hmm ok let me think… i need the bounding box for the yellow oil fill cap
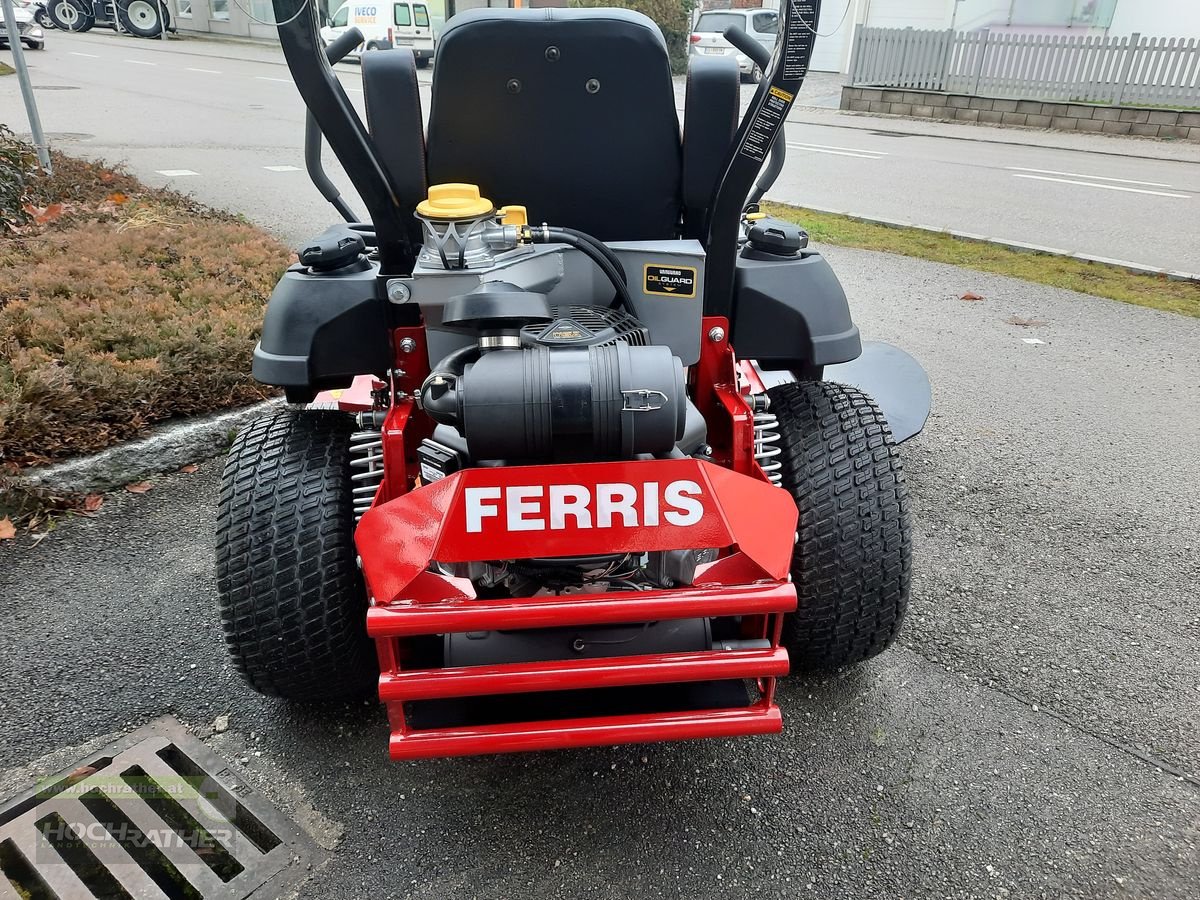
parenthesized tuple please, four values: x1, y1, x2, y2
(416, 183, 494, 219)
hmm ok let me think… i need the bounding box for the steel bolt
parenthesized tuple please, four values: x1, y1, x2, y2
(356, 556, 363, 569)
(585, 78, 601, 94)
(708, 326, 726, 343)
(386, 280, 411, 303)
(399, 337, 417, 354)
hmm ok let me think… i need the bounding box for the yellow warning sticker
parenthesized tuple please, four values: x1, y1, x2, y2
(769, 86, 795, 103)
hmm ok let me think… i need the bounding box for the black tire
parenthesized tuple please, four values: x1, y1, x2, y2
(215, 409, 376, 700)
(46, 0, 89, 31)
(769, 381, 911, 671)
(35, 8, 55, 29)
(117, 0, 167, 38)
(364, 40, 387, 51)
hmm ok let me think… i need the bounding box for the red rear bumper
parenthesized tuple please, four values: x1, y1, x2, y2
(355, 458, 798, 759)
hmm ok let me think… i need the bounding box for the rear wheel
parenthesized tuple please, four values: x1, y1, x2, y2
(364, 39, 387, 51)
(47, 0, 89, 31)
(215, 409, 376, 700)
(117, 0, 168, 38)
(769, 381, 911, 671)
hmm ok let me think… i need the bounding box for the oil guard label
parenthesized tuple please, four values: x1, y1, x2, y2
(644, 264, 698, 298)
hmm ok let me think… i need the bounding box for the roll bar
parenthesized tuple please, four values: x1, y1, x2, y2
(271, 0, 416, 276)
(304, 26, 365, 224)
(723, 25, 787, 208)
(704, 0, 822, 318)
(271, 0, 817, 302)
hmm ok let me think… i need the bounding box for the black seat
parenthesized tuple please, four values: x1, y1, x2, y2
(427, 8, 680, 241)
(363, 8, 740, 245)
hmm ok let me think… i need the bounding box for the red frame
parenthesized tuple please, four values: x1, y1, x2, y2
(350, 318, 797, 759)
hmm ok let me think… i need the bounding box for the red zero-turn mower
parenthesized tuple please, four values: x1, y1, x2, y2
(216, 0, 932, 759)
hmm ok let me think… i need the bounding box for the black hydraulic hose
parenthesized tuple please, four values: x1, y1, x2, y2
(533, 227, 635, 312)
(724, 25, 786, 208)
(553, 227, 628, 285)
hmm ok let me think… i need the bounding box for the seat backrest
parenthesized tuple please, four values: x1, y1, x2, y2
(426, 8, 683, 242)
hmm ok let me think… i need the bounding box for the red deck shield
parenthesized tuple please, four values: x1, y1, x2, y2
(356, 458, 798, 758)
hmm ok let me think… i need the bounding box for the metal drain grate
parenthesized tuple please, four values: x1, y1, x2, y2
(0, 718, 319, 900)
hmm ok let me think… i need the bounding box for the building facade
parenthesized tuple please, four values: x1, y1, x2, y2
(802, 0, 1200, 73)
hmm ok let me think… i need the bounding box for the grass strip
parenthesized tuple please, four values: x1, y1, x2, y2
(764, 201, 1199, 319)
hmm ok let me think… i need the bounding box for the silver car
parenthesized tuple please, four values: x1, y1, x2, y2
(0, 5, 44, 51)
(688, 8, 778, 83)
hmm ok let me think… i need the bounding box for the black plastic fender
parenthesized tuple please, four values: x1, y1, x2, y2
(252, 263, 391, 398)
(731, 249, 862, 369)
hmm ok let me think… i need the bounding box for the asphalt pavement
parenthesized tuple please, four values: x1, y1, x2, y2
(3, 26, 1200, 900)
(2, 29, 1199, 272)
(2, 244, 1198, 897)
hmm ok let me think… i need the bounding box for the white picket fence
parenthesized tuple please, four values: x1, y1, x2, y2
(849, 26, 1200, 108)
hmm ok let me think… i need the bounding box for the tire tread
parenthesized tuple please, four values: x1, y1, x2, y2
(769, 381, 912, 671)
(214, 409, 375, 700)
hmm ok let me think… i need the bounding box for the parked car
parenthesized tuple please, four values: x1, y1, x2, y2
(1, 5, 45, 50)
(689, 8, 778, 83)
(321, 1, 435, 67)
(27, 0, 55, 30)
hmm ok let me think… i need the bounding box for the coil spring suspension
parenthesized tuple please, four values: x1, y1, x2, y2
(348, 412, 385, 522)
(751, 394, 783, 486)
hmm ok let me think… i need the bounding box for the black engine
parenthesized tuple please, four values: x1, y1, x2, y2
(419, 283, 685, 462)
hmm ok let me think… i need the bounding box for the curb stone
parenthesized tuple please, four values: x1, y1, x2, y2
(14, 399, 284, 495)
(788, 203, 1200, 284)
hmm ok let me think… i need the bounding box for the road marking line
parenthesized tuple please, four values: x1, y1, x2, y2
(263, 165, 302, 172)
(256, 76, 294, 83)
(125, 60, 156, 66)
(1022, 338, 1046, 345)
(1011, 173, 1188, 199)
(787, 144, 884, 160)
(156, 169, 199, 177)
(1007, 166, 1172, 188)
(789, 141, 888, 156)
(186, 67, 222, 74)
(70, 52, 100, 58)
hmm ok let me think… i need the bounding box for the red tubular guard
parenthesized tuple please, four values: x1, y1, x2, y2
(356, 456, 798, 759)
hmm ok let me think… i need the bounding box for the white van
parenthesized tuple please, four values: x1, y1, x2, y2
(321, 2, 436, 67)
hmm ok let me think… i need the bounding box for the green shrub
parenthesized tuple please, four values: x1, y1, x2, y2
(0, 124, 37, 232)
(0, 139, 291, 469)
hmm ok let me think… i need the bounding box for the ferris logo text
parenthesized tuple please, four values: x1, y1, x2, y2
(463, 481, 705, 533)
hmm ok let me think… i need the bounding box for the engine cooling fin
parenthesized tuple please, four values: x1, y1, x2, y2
(521, 305, 651, 348)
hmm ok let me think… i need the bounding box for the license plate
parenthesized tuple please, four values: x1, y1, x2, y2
(395, 38, 414, 46)
(703, 47, 724, 55)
